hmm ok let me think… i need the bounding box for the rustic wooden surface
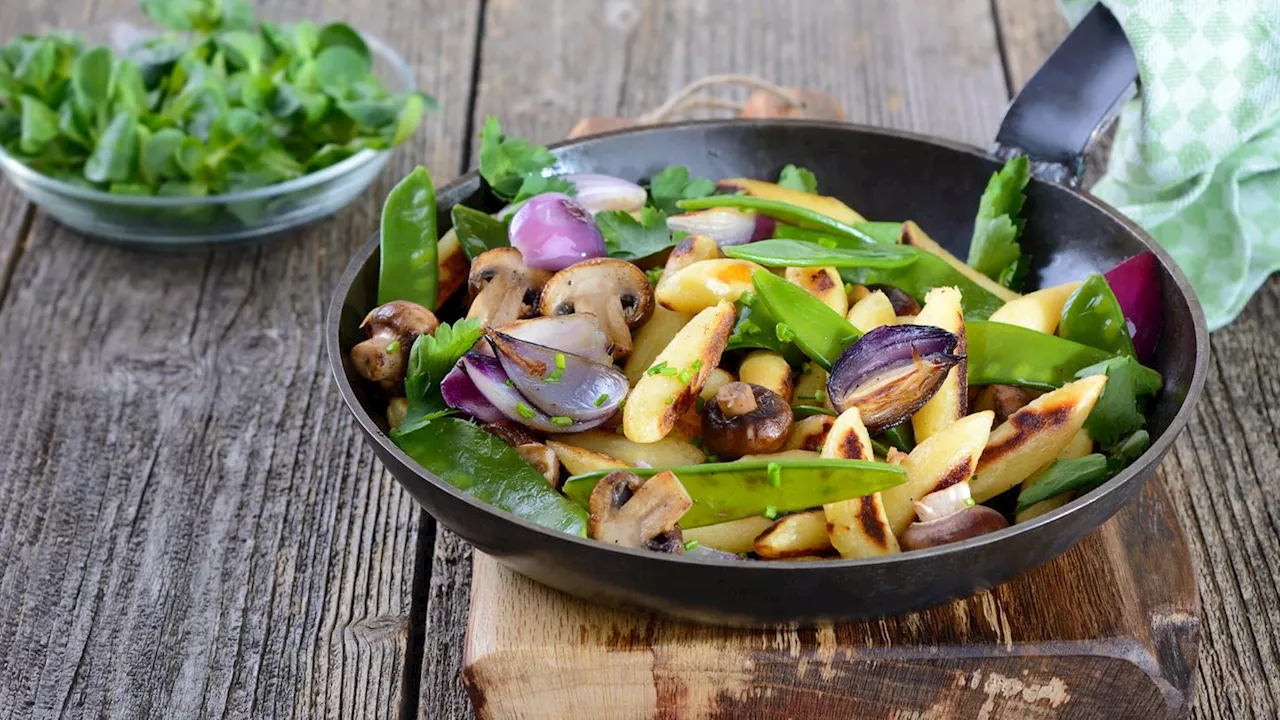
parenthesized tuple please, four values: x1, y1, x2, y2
(1, 0, 1277, 718)
(464, 478, 1196, 720)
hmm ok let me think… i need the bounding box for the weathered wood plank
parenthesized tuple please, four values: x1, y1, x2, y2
(0, 1, 481, 718)
(994, 2, 1280, 718)
(421, 1, 1010, 717)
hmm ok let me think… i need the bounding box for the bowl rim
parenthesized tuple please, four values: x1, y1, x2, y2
(328, 117, 1210, 571)
(0, 28, 412, 208)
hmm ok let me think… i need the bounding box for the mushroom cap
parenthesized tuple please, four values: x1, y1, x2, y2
(539, 257, 654, 328)
(701, 382, 794, 460)
(587, 470, 692, 552)
(899, 505, 1009, 552)
(467, 247, 552, 299)
(360, 300, 440, 340)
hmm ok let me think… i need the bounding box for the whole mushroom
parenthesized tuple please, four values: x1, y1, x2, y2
(587, 470, 692, 553)
(467, 247, 552, 328)
(350, 300, 439, 387)
(540, 258, 654, 360)
(701, 382, 794, 460)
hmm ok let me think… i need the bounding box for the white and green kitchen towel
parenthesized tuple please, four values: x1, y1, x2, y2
(1061, 0, 1280, 329)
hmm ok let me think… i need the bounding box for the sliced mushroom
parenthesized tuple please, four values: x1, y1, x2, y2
(899, 505, 1009, 551)
(540, 258, 654, 360)
(587, 470, 692, 553)
(467, 248, 552, 328)
(350, 300, 440, 387)
(483, 420, 541, 448)
(515, 442, 560, 488)
(974, 385, 1044, 424)
(701, 382, 794, 460)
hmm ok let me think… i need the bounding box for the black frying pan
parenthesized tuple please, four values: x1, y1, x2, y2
(328, 6, 1208, 624)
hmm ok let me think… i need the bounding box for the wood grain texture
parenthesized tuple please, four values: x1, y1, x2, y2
(463, 479, 1196, 720)
(0, 1, 481, 718)
(993, 3, 1280, 717)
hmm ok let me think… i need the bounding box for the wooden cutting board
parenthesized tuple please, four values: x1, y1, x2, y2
(462, 476, 1198, 719)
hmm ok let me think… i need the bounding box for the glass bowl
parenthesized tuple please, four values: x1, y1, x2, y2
(0, 22, 414, 247)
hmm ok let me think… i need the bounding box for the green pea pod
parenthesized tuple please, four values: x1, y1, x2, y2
(1059, 273, 1137, 358)
(840, 252, 1006, 321)
(752, 269, 862, 370)
(394, 418, 588, 536)
(451, 204, 510, 261)
(792, 404, 837, 419)
(725, 293, 805, 365)
(378, 166, 438, 308)
(723, 238, 915, 269)
(677, 195, 886, 244)
(968, 321, 1161, 391)
(562, 459, 906, 529)
(1015, 454, 1108, 513)
(772, 221, 902, 246)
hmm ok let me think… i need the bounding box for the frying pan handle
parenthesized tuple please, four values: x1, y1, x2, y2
(992, 3, 1137, 186)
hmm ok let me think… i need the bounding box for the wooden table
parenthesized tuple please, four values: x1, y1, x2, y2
(1, 1, 1277, 718)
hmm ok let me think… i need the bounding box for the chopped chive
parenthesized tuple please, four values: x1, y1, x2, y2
(814, 389, 827, 403)
(767, 462, 782, 488)
(515, 402, 535, 419)
(659, 366, 678, 376)
(763, 505, 778, 520)
(551, 416, 573, 426)
(647, 361, 668, 376)
(594, 393, 610, 407)
(544, 353, 567, 382)
(739, 291, 757, 306)
(844, 283, 855, 296)
(678, 368, 693, 384)
(385, 339, 401, 354)
(964, 497, 976, 507)
(691, 359, 703, 371)
(505, 378, 514, 387)
(683, 540, 699, 551)
(775, 323, 796, 343)
(646, 267, 664, 286)
(663, 395, 675, 405)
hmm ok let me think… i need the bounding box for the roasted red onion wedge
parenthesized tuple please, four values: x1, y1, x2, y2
(1104, 251, 1162, 364)
(826, 324, 963, 433)
(440, 364, 503, 423)
(487, 330, 628, 422)
(563, 173, 647, 214)
(509, 193, 607, 271)
(459, 353, 613, 433)
(498, 314, 614, 365)
(666, 208, 775, 246)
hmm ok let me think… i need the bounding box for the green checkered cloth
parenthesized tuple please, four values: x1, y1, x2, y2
(1062, 0, 1280, 330)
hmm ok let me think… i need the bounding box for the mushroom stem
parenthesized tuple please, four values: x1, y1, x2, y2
(594, 299, 633, 359)
(716, 382, 759, 417)
(467, 275, 524, 328)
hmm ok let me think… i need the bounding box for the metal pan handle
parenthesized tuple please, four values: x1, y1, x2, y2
(992, 4, 1137, 186)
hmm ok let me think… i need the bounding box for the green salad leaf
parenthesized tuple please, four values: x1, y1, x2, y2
(395, 318, 485, 436)
(967, 155, 1030, 290)
(648, 164, 716, 215)
(478, 116, 556, 201)
(1075, 355, 1161, 449)
(451, 204, 509, 261)
(1016, 454, 1108, 513)
(777, 163, 817, 193)
(598, 206, 677, 261)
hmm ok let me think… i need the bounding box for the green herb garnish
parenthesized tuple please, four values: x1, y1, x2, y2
(598, 206, 677, 261)
(516, 402, 536, 420)
(550, 416, 573, 427)
(767, 462, 782, 488)
(967, 155, 1030, 290)
(777, 164, 818, 193)
(594, 393, 610, 407)
(648, 164, 717, 215)
(544, 352, 566, 382)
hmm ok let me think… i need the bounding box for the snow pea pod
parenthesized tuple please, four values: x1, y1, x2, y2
(1015, 454, 1108, 513)
(562, 459, 906, 528)
(725, 292, 806, 365)
(394, 417, 589, 535)
(840, 251, 1006, 321)
(1059, 273, 1137, 358)
(772, 221, 903, 246)
(678, 195, 887, 244)
(723, 238, 916, 269)
(752, 269, 862, 370)
(378, 166, 438, 308)
(967, 321, 1160, 390)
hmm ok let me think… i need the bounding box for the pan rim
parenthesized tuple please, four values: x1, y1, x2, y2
(327, 117, 1210, 571)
